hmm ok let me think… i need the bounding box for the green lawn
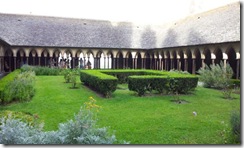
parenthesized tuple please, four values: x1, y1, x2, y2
(0, 76, 240, 144)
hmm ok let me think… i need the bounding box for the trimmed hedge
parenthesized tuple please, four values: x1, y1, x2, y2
(128, 74, 198, 96)
(102, 69, 167, 83)
(80, 70, 118, 98)
(80, 70, 198, 97)
(0, 69, 21, 100)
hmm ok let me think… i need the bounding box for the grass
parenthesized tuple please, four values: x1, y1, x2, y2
(0, 76, 240, 144)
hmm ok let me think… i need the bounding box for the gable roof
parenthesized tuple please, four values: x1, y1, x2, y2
(0, 2, 240, 49)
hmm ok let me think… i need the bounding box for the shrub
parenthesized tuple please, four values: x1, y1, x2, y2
(230, 111, 240, 143)
(0, 69, 21, 102)
(198, 62, 233, 89)
(80, 70, 118, 98)
(63, 69, 72, 83)
(70, 69, 79, 88)
(2, 71, 35, 104)
(128, 75, 198, 96)
(0, 110, 42, 127)
(21, 65, 61, 75)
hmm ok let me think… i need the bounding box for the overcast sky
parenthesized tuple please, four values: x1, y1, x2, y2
(0, 0, 240, 25)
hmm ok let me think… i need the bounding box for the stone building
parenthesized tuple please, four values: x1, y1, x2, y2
(0, 2, 240, 78)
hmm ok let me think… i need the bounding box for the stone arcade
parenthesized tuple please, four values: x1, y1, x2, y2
(0, 2, 240, 78)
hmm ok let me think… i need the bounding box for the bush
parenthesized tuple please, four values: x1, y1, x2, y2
(0, 69, 21, 101)
(102, 69, 165, 84)
(0, 106, 127, 144)
(80, 70, 118, 98)
(198, 62, 233, 89)
(21, 65, 61, 75)
(128, 75, 198, 96)
(63, 69, 72, 83)
(2, 71, 36, 104)
(230, 111, 240, 143)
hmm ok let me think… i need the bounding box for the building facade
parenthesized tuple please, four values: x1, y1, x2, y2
(0, 2, 240, 78)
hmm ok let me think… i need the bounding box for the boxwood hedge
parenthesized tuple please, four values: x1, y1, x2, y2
(128, 75, 198, 96)
(80, 70, 198, 98)
(80, 70, 118, 98)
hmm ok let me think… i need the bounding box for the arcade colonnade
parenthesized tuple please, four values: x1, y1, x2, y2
(0, 41, 240, 79)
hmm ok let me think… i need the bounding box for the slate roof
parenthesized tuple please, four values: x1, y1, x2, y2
(0, 2, 240, 49)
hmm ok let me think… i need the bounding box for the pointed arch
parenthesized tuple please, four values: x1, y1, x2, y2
(116, 51, 124, 69)
(29, 48, 38, 66)
(226, 47, 237, 78)
(144, 51, 151, 69)
(213, 48, 223, 65)
(125, 51, 133, 69)
(4, 48, 13, 72)
(193, 48, 201, 73)
(135, 52, 142, 69)
(203, 48, 211, 67)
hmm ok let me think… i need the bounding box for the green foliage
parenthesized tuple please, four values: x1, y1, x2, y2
(70, 69, 79, 88)
(2, 71, 36, 104)
(230, 111, 240, 143)
(21, 65, 62, 75)
(128, 75, 198, 96)
(0, 106, 126, 144)
(198, 62, 233, 89)
(230, 79, 240, 88)
(0, 69, 21, 101)
(0, 110, 42, 127)
(80, 70, 118, 98)
(63, 69, 72, 83)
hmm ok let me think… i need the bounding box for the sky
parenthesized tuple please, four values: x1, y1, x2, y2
(0, 0, 240, 25)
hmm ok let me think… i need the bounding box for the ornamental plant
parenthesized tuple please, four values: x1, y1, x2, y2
(2, 71, 35, 104)
(198, 62, 233, 89)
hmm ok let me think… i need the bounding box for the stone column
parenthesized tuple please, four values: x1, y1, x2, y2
(201, 59, 205, 69)
(141, 58, 144, 69)
(112, 58, 116, 69)
(123, 58, 126, 69)
(164, 59, 167, 71)
(177, 59, 180, 71)
(72, 57, 75, 69)
(170, 59, 174, 70)
(192, 58, 196, 74)
(236, 59, 240, 79)
(103, 56, 106, 69)
(108, 57, 110, 69)
(184, 59, 188, 72)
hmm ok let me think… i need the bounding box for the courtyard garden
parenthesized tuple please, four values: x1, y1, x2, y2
(0, 65, 240, 144)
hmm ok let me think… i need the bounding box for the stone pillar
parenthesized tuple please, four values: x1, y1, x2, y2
(14, 57, 17, 70)
(108, 57, 110, 69)
(158, 58, 161, 70)
(170, 59, 174, 70)
(177, 59, 180, 71)
(184, 59, 188, 72)
(192, 58, 196, 74)
(236, 59, 240, 79)
(164, 59, 167, 71)
(103, 56, 106, 69)
(93, 58, 97, 69)
(141, 58, 144, 69)
(132, 58, 135, 69)
(201, 59, 205, 69)
(72, 57, 75, 69)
